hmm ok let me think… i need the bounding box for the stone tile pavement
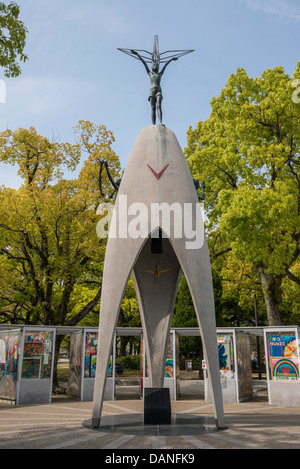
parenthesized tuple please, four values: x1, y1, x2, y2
(1, 396, 300, 450)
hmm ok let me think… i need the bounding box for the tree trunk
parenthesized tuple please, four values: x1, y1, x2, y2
(52, 335, 66, 394)
(120, 336, 130, 356)
(258, 266, 283, 326)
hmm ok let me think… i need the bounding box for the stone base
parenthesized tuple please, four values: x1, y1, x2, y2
(144, 387, 171, 425)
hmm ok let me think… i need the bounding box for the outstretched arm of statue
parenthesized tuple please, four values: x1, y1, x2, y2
(130, 50, 151, 74)
(160, 57, 178, 76)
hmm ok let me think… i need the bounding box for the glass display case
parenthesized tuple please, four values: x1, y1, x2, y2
(67, 331, 83, 399)
(266, 331, 299, 381)
(21, 330, 53, 379)
(67, 328, 115, 401)
(264, 327, 300, 406)
(0, 328, 21, 403)
(205, 329, 253, 403)
(17, 327, 55, 405)
(218, 333, 235, 380)
(84, 331, 113, 379)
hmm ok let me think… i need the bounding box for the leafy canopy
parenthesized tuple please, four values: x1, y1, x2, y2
(0, 121, 121, 327)
(186, 63, 300, 325)
(0, 2, 28, 77)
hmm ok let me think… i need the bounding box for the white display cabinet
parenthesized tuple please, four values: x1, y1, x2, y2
(17, 327, 56, 405)
(67, 328, 115, 401)
(0, 327, 22, 404)
(264, 326, 300, 406)
(205, 328, 253, 403)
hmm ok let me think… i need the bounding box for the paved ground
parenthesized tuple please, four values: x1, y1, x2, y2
(1, 393, 300, 450)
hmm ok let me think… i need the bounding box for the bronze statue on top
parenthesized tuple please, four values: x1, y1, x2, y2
(118, 36, 194, 125)
(130, 50, 177, 125)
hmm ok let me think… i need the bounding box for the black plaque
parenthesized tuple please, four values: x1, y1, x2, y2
(144, 387, 171, 424)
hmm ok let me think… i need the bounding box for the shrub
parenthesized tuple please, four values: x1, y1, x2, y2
(116, 354, 140, 370)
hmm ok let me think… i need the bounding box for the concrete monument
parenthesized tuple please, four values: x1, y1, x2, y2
(91, 37, 225, 429)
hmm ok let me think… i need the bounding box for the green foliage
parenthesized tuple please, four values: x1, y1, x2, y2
(118, 278, 141, 328)
(0, 2, 28, 77)
(172, 275, 198, 328)
(0, 121, 120, 328)
(186, 63, 300, 325)
(116, 354, 140, 370)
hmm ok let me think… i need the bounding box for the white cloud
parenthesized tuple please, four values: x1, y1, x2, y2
(241, 0, 300, 22)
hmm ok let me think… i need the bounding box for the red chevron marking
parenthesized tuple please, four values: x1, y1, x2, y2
(147, 164, 169, 180)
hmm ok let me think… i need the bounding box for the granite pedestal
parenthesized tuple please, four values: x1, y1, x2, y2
(144, 387, 171, 425)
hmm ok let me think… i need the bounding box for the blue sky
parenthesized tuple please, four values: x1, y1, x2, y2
(0, 0, 299, 187)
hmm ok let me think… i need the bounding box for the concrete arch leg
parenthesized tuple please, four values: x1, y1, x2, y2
(91, 236, 146, 427)
(170, 236, 225, 428)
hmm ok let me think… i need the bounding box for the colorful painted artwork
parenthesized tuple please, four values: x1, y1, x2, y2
(6, 335, 19, 374)
(0, 332, 20, 401)
(267, 334, 299, 381)
(164, 338, 174, 378)
(22, 331, 53, 379)
(284, 339, 297, 357)
(218, 342, 231, 369)
(107, 357, 113, 378)
(271, 358, 299, 380)
(23, 342, 43, 357)
(0, 334, 19, 374)
(85, 332, 98, 378)
(84, 332, 112, 378)
(41, 353, 51, 378)
(142, 334, 174, 379)
(268, 335, 297, 358)
(22, 358, 41, 379)
(90, 354, 97, 378)
(218, 334, 234, 378)
(0, 372, 15, 399)
(220, 369, 234, 379)
(165, 359, 174, 378)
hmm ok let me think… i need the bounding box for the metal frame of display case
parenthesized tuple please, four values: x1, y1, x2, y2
(16, 326, 56, 405)
(65, 327, 116, 402)
(80, 328, 116, 401)
(0, 326, 22, 404)
(204, 328, 253, 404)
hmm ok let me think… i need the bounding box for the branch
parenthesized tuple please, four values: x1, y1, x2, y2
(67, 285, 102, 326)
(212, 247, 232, 258)
(287, 241, 300, 269)
(213, 163, 237, 189)
(0, 223, 23, 233)
(286, 269, 300, 285)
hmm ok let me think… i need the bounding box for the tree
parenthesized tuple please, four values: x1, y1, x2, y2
(186, 64, 300, 326)
(0, 121, 121, 390)
(0, 2, 28, 77)
(216, 253, 267, 327)
(116, 277, 141, 357)
(172, 275, 198, 328)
